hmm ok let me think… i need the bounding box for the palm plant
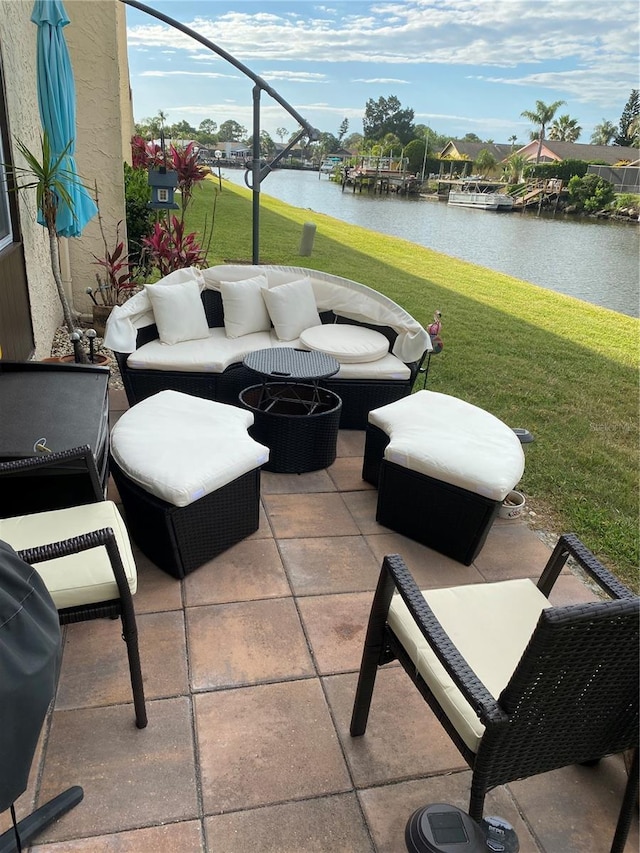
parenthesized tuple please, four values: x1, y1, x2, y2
(11, 132, 77, 336)
(548, 114, 582, 142)
(590, 119, 617, 146)
(521, 99, 566, 163)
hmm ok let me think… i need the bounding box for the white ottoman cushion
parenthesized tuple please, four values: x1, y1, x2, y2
(369, 390, 524, 501)
(299, 324, 389, 363)
(0, 501, 137, 609)
(110, 390, 269, 507)
(388, 578, 550, 752)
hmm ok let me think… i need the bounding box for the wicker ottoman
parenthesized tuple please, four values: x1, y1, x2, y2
(110, 390, 269, 578)
(363, 391, 525, 565)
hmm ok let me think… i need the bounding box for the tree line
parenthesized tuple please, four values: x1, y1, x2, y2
(134, 90, 640, 161)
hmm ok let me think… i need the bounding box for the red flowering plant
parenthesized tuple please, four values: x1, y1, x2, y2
(131, 135, 164, 170)
(86, 185, 139, 307)
(132, 136, 212, 275)
(142, 216, 208, 278)
(169, 141, 207, 217)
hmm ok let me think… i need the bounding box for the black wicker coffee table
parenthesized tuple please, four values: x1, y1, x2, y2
(240, 348, 342, 473)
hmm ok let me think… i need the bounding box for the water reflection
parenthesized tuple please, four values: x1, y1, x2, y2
(220, 167, 639, 318)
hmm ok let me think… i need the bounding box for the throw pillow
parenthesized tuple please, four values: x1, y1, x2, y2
(220, 274, 270, 338)
(145, 279, 210, 346)
(262, 277, 321, 341)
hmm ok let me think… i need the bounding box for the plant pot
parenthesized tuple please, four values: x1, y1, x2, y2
(92, 305, 113, 337)
(41, 353, 110, 367)
(499, 490, 525, 520)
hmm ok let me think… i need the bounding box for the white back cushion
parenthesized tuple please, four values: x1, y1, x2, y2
(146, 278, 210, 345)
(262, 277, 321, 341)
(220, 274, 270, 338)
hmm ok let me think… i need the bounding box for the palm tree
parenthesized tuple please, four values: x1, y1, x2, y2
(548, 114, 582, 142)
(521, 99, 566, 162)
(590, 120, 617, 146)
(12, 133, 78, 337)
(474, 148, 497, 178)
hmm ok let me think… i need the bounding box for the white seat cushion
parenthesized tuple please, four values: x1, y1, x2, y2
(369, 390, 525, 501)
(299, 324, 389, 363)
(335, 353, 411, 380)
(0, 501, 136, 610)
(127, 328, 273, 373)
(110, 390, 269, 507)
(388, 578, 551, 752)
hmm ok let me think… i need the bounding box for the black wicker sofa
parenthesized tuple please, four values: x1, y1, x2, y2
(104, 264, 431, 429)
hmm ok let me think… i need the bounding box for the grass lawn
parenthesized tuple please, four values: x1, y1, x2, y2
(186, 174, 639, 589)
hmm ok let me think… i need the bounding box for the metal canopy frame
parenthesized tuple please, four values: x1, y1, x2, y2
(120, 0, 319, 263)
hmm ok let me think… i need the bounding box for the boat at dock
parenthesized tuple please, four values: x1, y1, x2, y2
(447, 181, 514, 211)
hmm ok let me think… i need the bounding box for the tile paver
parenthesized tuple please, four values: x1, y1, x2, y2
(3, 394, 636, 853)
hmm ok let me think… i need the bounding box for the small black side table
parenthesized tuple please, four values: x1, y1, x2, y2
(0, 361, 110, 515)
(241, 348, 342, 473)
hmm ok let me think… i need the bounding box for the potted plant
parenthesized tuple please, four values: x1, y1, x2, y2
(11, 133, 81, 347)
(86, 195, 139, 335)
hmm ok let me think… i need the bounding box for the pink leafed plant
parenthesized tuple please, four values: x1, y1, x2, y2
(142, 215, 208, 277)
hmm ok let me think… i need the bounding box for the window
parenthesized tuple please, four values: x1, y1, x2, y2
(0, 131, 12, 252)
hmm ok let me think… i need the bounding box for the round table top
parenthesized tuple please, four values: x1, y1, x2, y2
(243, 348, 339, 381)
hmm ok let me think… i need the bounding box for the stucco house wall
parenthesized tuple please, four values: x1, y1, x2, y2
(0, 0, 130, 358)
(0, 0, 59, 357)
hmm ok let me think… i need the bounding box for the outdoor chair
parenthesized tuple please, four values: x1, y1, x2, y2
(350, 534, 639, 853)
(0, 447, 147, 729)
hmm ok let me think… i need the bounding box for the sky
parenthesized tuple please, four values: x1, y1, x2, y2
(123, 0, 640, 146)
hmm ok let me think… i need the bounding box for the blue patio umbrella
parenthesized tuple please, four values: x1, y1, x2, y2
(31, 0, 97, 237)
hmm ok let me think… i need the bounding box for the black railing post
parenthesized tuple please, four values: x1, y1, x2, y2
(252, 86, 261, 264)
(119, 0, 319, 265)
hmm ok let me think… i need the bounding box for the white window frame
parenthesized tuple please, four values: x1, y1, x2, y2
(0, 131, 13, 252)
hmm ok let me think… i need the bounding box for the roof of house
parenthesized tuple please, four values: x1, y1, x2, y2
(516, 140, 639, 165)
(439, 141, 514, 161)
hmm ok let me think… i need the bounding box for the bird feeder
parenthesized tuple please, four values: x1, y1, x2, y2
(147, 129, 179, 210)
(147, 166, 179, 210)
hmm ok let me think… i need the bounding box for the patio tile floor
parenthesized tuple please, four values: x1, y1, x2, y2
(1, 387, 636, 852)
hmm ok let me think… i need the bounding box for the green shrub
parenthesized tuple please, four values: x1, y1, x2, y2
(527, 159, 590, 182)
(124, 162, 153, 272)
(615, 193, 640, 209)
(567, 174, 616, 212)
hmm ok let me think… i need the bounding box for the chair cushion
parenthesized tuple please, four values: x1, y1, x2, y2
(262, 277, 321, 341)
(299, 324, 389, 363)
(110, 390, 269, 507)
(335, 352, 411, 380)
(127, 329, 273, 373)
(145, 278, 210, 345)
(368, 390, 525, 501)
(220, 274, 271, 338)
(0, 501, 136, 610)
(388, 578, 551, 753)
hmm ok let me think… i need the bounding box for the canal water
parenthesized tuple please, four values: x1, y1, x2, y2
(219, 167, 639, 318)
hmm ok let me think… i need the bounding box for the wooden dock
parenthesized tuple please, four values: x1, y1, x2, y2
(341, 156, 421, 196)
(512, 179, 565, 212)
